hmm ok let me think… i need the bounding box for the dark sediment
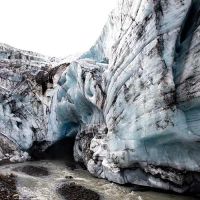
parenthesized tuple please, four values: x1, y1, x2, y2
(13, 165, 49, 177)
(57, 182, 100, 200)
(0, 174, 19, 200)
(0, 159, 12, 166)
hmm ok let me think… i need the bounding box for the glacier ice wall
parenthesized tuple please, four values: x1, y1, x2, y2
(0, 43, 69, 161)
(48, 0, 200, 193)
(0, 44, 50, 149)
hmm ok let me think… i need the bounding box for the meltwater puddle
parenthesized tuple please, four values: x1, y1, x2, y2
(0, 160, 199, 200)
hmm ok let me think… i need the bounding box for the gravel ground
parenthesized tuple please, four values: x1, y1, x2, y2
(57, 182, 100, 200)
(0, 173, 19, 200)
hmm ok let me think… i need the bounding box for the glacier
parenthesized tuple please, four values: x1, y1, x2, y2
(0, 43, 71, 161)
(1, 0, 200, 193)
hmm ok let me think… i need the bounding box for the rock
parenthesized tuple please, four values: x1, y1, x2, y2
(0, 134, 24, 164)
(65, 175, 73, 179)
(9, 152, 30, 163)
(12, 194, 19, 199)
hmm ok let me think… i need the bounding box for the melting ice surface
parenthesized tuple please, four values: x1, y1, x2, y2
(0, 160, 199, 200)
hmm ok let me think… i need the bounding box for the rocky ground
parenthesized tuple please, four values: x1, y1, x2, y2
(57, 182, 100, 200)
(0, 163, 100, 200)
(0, 174, 19, 200)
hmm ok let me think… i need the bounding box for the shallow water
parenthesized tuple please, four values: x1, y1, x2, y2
(0, 160, 199, 200)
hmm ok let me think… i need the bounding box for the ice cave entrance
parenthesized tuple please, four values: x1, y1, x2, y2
(28, 136, 76, 161)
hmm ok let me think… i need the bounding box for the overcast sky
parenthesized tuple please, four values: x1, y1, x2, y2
(0, 0, 117, 57)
